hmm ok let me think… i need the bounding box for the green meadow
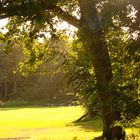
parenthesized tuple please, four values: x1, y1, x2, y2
(0, 106, 139, 140)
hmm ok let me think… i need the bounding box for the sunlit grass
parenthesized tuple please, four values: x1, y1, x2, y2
(0, 106, 101, 140)
(0, 106, 139, 140)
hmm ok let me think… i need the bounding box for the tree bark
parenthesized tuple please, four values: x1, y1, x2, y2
(78, 0, 125, 139)
(14, 80, 17, 94)
(4, 71, 8, 100)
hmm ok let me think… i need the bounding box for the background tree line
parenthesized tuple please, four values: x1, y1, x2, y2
(0, 33, 75, 105)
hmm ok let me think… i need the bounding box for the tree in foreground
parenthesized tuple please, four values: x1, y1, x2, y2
(62, 28, 140, 127)
(0, 0, 140, 139)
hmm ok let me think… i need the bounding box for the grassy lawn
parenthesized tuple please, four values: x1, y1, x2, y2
(0, 106, 139, 140)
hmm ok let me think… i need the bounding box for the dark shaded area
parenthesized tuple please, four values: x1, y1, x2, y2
(72, 117, 102, 132)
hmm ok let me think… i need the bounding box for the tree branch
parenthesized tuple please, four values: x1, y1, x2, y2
(50, 6, 80, 28)
(0, 2, 80, 28)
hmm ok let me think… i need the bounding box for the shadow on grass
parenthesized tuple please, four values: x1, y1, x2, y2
(73, 117, 140, 131)
(0, 105, 45, 111)
(71, 116, 102, 132)
(0, 107, 25, 111)
(0, 137, 30, 140)
(0, 105, 77, 111)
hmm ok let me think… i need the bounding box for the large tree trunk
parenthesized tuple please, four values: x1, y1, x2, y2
(78, 0, 125, 139)
(83, 28, 125, 140)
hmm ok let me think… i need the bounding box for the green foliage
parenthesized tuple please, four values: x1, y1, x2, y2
(59, 38, 99, 116)
(61, 27, 140, 125)
(0, 31, 74, 104)
(106, 27, 140, 125)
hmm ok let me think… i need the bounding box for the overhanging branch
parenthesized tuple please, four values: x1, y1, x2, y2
(50, 6, 80, 28)
(0, 2, 80, 28)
